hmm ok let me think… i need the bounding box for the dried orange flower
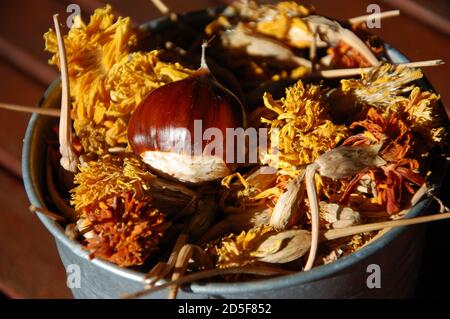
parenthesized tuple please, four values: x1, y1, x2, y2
(341, 107, 426, 214)
(341, 158, 424, 214)
(44, 5, 194, 154)
(261, 81, 348, 172)
(83, 192, 165, 267)
(346, 107, 413, 162)
(328, 40, 372, 68)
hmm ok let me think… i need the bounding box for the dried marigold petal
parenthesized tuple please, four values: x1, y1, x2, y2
(340, 159, 424, 215)
(398, 87, 446, 149)
(328, 41, 372, 68)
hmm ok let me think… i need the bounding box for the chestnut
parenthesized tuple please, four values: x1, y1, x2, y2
(128, 45, 246, 184)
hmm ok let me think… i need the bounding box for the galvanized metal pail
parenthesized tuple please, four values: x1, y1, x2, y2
(22, 9, 447, 299)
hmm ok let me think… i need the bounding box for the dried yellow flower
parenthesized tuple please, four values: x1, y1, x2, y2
(44, 5, 194, 154)
(254, 3, 311, 48)
(207, 1, 312, 48)
(71, 154, 155, 212)
(399, 87, 446, 147)
(261, 81, 347, 171)
(341, 63, 423, 109)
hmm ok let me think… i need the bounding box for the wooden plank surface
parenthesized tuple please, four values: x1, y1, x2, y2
(0, 169, 71, 298)
(0, 0, 448, 298)
(106, 0, 225, 24)
(0, 61, 42, 177)
(0, 0, 65, 86)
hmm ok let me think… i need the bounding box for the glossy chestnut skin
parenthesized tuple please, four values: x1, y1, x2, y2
(128, 71, 246, 183)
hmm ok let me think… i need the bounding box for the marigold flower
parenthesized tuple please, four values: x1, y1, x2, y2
(341, 63, 423, 109)
(44, 5, 194, 154)
(83, 192, 165, 267)
(261, 81, 348, 171)
(71, 154, 154, 212)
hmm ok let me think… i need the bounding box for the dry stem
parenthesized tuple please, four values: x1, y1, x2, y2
(169, 244, 194, 299)
(29, 205, 66, 222)
(304, 163, 320, 271)
(53, 14, 79, 172)
(322, 211, 450, 241)
(150, 0, 177, 21)
(349, 10, 401, 25)
(0, 103, 60, 117)
(316, 59, 444, 78)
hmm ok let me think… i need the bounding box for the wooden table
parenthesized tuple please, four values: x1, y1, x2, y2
(0, 0, 448, 298)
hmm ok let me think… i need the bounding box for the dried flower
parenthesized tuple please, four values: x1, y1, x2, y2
(327, 40, 373, 68)
(345, 108, 413, 162)
(83, 192, 165, 267)
(44, 5, 194, 154)
(341, 63, 423, 109)
(341, 158, 424, 214)
(71, 154, 154, 211)
(261, 81, 348, 171)
(339, 106, 426, 214)
(399, 87, 446, 148)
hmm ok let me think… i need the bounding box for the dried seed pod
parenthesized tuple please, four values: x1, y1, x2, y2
(221, 26, 312, 68)
(303, 15, 379, 66)
(226, 207, 272, 232)
(315, 144, 386, 180)
(146, 177, 197, 217)
(270, 172, 306, 230)
(216, 226, 311, 267)
(319, 202, 362, 229)
(252, 229, 312, 264)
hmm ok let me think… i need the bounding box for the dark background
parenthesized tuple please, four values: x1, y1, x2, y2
(0, 0, 448, 298)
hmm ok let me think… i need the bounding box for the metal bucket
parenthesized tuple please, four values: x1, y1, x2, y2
(22, 10, 447, 299)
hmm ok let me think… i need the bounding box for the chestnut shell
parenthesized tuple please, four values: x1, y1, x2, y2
(128, 72, 245, 161)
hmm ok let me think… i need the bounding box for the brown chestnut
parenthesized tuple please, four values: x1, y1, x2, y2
(128, 45, 246, 184)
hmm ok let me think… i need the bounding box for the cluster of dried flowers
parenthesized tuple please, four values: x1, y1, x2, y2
(42, 1, 446, 286)
(44, 5, 194, 154)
